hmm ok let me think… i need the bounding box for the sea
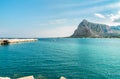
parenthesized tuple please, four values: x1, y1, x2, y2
(0, 38, 120, 79)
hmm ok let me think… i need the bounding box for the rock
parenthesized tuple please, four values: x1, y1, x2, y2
(34, 74, 46, 79)
(0, 77, 11, 79)
(17, 76, 34, 79)
(111, 25, 120, 31)
(0, 39, 38, 45)
(0, 40, 9, 45)
(71, 19, 113, 38)
(60, 76, 66, 79)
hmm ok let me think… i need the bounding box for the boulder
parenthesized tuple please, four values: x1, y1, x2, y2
(17, 76, 34, 79)
(0, 77, 11, 79)
(60, 76, 66, 79)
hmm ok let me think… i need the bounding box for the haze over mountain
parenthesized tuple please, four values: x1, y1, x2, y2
(71, 19, 120, 38)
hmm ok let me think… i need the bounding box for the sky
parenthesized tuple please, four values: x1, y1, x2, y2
(0, 0, 120, 38)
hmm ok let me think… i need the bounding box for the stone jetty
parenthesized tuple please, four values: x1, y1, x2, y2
(0, 39, 38, 45)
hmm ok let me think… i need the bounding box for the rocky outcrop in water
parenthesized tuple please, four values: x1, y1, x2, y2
(71, 19, 120, 38)
(0, 40, 9, 45)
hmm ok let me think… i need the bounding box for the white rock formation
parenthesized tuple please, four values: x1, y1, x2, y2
(60, 76, 66, 79)
(17, 76, 34, 79)
(0, 77, 11, 79)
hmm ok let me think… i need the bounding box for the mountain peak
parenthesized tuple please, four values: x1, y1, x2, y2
(82, 19, 88, 23)
(71, 20, 112, 38)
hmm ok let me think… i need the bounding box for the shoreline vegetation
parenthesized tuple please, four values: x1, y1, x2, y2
(0, 39, 38, 45)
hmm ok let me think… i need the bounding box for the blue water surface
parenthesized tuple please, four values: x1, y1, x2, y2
(0, 38, 120, 79)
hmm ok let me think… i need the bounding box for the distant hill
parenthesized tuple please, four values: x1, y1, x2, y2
(71, 19, 120, 38)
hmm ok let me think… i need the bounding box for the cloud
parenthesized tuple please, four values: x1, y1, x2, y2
(94, 13, 105, 19)
(114, 18, 120, 22)
(109, 11, 120, 23)
(58, 1, 120, 17)
(49, 19, 67, 25)
(106, 2, 120, 9)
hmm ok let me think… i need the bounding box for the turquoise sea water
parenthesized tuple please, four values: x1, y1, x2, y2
(0, 38, 120, 79)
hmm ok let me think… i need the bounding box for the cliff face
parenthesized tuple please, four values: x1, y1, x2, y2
(71, 19, 113, 38)
(111, 26, 120, 31)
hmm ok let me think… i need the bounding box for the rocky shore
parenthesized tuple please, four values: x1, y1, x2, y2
(0, 76, 66, 79)
(0, 39, 38, 45)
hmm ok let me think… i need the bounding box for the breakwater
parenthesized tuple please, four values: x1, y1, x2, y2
(0, 39, 38, 45)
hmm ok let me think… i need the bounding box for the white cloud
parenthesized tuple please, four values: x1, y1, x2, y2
(58, 2, 120, 17)
(109, 11, 120, 23)
(106, 2, 120, 9)
(49, 19, 67, 25)
(94, 13, 105, 19)
(94, 11, 120, 26)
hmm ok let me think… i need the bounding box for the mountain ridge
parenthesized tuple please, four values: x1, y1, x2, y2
(71, 19, 120, 38)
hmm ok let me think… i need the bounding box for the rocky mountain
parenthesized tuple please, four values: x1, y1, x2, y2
(111, 26, 120, 31)
(71, 19, 120, 38)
